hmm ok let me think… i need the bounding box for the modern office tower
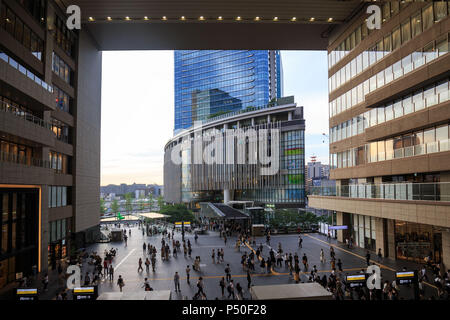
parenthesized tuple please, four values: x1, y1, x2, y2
(309, 2, 450, 268)
(174, 50, 283, 132)
(0, 0, 101, 288)
(164, 96, 305, 209)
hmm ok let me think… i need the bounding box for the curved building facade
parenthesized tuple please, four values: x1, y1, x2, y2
(164, 97, 305, 209)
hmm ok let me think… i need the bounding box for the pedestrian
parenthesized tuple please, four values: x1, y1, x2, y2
(298, 235, 303, 248)
(260, 258, 266, 273)
(186, 265, 191, 284)
(225, 264, 231, 282)
(117, 275, 125, 292)
(42, 273, 49, 291)
(247, 270, 252, 289)
(138, 258, 143, 272)
(377, 248, 382, 262)
(302, 253, 308, 271)
(227, 280, 235, 299)
(84, 272, 90, 285)
(174, 272, 181, 292)
(337, 259, 343, 272)
(236, 282, 243, 300)
(196, 277, 206, 299)
(320, 249, 326, 263)
(188, 246, 192, 258)
(143, 242, 147, 253)
(366, 251, 371, 266)
(219, 277, 226, 297)
(109, 265, 114, 281)
(212, 249, 215, 264)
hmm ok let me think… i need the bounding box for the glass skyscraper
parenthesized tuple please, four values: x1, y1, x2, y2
(174, 50, 283, 132)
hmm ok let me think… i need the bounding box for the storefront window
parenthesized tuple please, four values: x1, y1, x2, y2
(395, 221, 438, 263)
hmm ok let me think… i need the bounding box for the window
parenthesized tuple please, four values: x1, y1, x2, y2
(385, 65, 393, 84)
(401, 19, 411, 44)
(385, 139, 393, 160)
(393, 100, 403, 119)
(434, 1, 448, 22)
(412, 50, 424, 69)
(376, 40, 384, 61)
(436, 125, 449, 152)
(378, 140, 385, 161)
(370, 75, 377, 92)
(385, 103, 394, 121)
(424, 85, 436, 107)
(424, 128, 437, 153)
(377, 106, 385, 124)
(413, 90, 424, 111)
(393, 61, 403, 80)
(392, 27, 401, 50)
(370, 108, 377, 127)
(377, 70, 385, 88)
(393, 136, 403, 158)
(436, 79, 449, 103)
(384, 34, 392, 55)
(411, 13, 422, 38)
(355, 26, 361, 46)
(403, 94, 413, 115)
(382, 2, 391, 21)
(403, 134, 414, 157)
(436, 36, 449, 56)
(414, 131, 424, 155)
(423, 42, 436, 64)
(402, 54, 412, 74)
(422, 4, 434, 31)
(369, 46, 376, 65)
(370, 142, 377, 163)
(391, 2, 399, 16)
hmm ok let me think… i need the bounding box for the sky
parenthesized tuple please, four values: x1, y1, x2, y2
(101, 50, 329, 186)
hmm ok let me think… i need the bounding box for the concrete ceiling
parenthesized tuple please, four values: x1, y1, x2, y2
(58, 0, 366, 50)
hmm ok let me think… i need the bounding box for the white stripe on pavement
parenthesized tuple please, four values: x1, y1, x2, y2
(114, 249, 137, 271)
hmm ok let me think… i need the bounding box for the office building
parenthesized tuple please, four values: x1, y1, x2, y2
(0, 0, 101, 288)
(164, 96, 305, 209)
(174, 50, 283, 132)
(309, 1, 450, 268)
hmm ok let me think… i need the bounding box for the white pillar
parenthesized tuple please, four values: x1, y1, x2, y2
(267, 114, 271, 123)
(251, 118, 255, 126)
(224, 189, 230, 204)
(288, 112, 292, 121)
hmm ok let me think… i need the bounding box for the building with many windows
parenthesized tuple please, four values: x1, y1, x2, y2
(164, 97, 305, 209)
(0, 0, 101, 288)
(174, 50, 283, 132)
(309, 1, 450, 268)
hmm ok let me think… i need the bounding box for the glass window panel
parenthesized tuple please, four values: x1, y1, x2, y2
(412, 13, 422, 38)
(402, 54, 412, 74)
(401, 19, 411, 44)
(393, 61, 403, 79)
(357, 83, 363, 104)
(391, 1, 399, 15)
(436, 125, 449, 152)
(370, 142, 377, 163)
(436, 36, 449, 56)
(413, 90, 424, 111)
(414, 131, 425, 155)
(424, 85, 436, 107)
(362, 51, 369, 70)
(51, 186, 57, 208)
(385, 103, 394, 121)
(382, 2, 391, 21)
(424, 42, 437, 64)
(403, 134, 414, 157)
(57, 187, 62, 207)
(393, 136, 403, 158)
(384, 34, 392, 55)
(377, 70, 385, 88)
(393, 100, 403, 118)
(352, 117, 357, 136)
(369, 46, 376, 65)
(422, 4, 434, 31)
(385, 65, 393, 84)
(355, 26, 361, 46)
(412, 50, 424, 69)
(345, 63, 351, 82)
(363, 111, 370, 129)
(370, 75, 377, 92)
(434, 1, 448, 22)
(403, 94, 413, 114)
(424, 128, 438, 153)
(376, 40, 384, 60)
(378, 140, 385, 161)
(385, 139, 393, 160)
(370, 108, 377, 127)
(436, 80, 449, 103)
(377, 106, 385, 124)
(57, 220, 61, 240)
(351, 58, 356, 78)
(352, 87, 357, 106)
(356, 54, 362, 74)
(392, 27, 401, 50)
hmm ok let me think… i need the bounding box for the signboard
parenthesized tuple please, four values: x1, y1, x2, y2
(346, 274, 367, 288)
(17, 288, 38, 301)
(72, 286, 98, 300)
(396, 271, 417, 285)
(328, 225, 348, 230)
(175, 222, 191, 228)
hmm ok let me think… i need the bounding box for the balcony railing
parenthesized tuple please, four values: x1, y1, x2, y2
(0, 100, 52, 130)
(0, 151, 51, 169)
(309, 182, 450, 202)
(0, 52, 53, 93)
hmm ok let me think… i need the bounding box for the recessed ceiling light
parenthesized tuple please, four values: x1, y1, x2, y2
(162, 16, 167, 20)
(88, 17, 94, 21)
(236, 16, 242, 21)
(144, 16, 149, 20)
(310, 17, 315, 22)
(255, 16, 260, 21)
(328, 17, 333, 22)
(199, 16, 205, 20)
(180, 16, 186, 20)
(291, 17, 297, 21)
(273, 17, 278, 21)
(218, 16, 223, 20)
(125, 16, 131, 20)
(107, 16, 112, 21)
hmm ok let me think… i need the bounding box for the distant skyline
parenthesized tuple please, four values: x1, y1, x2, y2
(101, 50, 329, 185)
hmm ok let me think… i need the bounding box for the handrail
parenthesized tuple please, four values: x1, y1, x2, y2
(0, 100, 52, 130)
(0, 151, 51, 169)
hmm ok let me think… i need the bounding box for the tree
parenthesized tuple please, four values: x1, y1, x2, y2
(111, 199, 119, 215)
(100, 198, 106, 215)
(138, 194, 146, 212)
(160, 204, 196, 224)
(147, 193, 154, 211)
(124, 193, 133, 213)
(157, 195, 164, 212)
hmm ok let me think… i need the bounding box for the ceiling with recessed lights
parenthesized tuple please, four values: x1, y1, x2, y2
(58, 0, 366, 50)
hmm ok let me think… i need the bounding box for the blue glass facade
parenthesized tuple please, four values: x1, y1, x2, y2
(174, 50, 282, 131)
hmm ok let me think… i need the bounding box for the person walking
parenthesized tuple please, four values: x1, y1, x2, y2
(337, 259, 343, 272)
(366, 251, 371, 266)
(117, 275, 125, 292)
(196, 277, 206, 299)
(260, 258, 266, 273)
(236, 282, 243, 300)
(109, 265, 114, 281)
(377, 249, 382, 262)
(174, 272, 181, 292)
(298, 235, 303, 248)
(302, 253, 308, 271)
(212, 249, 215, 264)
(320, 249, 326, 263)
(186, 265, 191, 284)
(246, 270, 252, 289)
(227, 280, 235, 299)
(225, 264, 231, 282)
(219, 277, 226, 297)
(138, 258, 143, 272)
(145, 258, 150, 273)
(143, 242, 147, 253)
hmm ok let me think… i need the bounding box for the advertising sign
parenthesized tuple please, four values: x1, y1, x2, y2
(396, 271, 417, 285)
(346, 274, 367, 288)
(17, 288, 38, 301)
(72, 286, 97, 300)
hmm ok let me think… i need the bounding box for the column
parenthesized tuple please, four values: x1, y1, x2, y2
(288, 112, 292, 121)
(386, 219, 396, 259)
(251, 118, 255, 126)
(442, 230, 450, 271)
(224, 189, 230, 204)
(267, 114, 271, 123)
(336, 211, 350, 242)
(375, 217, 386, 257)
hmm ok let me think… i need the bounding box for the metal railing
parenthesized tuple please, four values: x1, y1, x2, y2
(0, 151, 51, 169)
(0, 100, 52, 130)
(0, 52, 53, 93)
(309, 182, 450, 202)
